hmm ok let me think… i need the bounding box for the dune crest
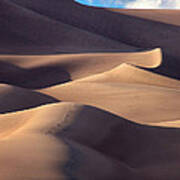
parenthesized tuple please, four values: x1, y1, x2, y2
(76, 62, 180, 89)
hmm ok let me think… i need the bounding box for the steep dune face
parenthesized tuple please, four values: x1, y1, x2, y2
(9, 0, 180, 55)
(0, 1, 180, 180)
(0, 0, 135, 54)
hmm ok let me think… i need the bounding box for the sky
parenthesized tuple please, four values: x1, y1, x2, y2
(75, 0, 180, 9)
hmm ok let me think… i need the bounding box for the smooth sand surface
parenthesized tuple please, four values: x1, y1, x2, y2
(0, 0, 180, 179)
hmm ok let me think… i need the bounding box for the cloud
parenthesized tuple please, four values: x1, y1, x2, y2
(77, 0, 180, 9)
(126, 0, 180, 9)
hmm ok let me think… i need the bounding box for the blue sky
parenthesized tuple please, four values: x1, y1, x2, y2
(75, 0, 180, 9)
(76, 0, 124, 8)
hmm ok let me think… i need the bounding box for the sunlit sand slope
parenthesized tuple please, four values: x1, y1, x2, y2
(77, 63, 180, 89)
(40, 81, 180, 125)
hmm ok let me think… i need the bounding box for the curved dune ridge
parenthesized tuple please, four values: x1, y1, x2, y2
(0, 48, 161, 88)
(0, 1, 180, 179)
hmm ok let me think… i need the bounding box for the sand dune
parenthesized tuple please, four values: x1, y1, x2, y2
(0, 84, 58, 113)
(1, 102, 180, 179)
(0, 102, 132, 179)
(40, 81, 180, 125)
(76, 63, 180, 89)
(0, 0, 136, 54)
(0, 1, 180, 179)
(110, 9, 180, 26)
(1, 0, 179, 79)
(0, 48, 161, 88)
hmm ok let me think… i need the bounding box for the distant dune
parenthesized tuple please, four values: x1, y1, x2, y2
(0, 0, 180, 179)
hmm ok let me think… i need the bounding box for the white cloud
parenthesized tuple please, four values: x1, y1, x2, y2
(126, 0, 180, 9)
(78, 0, 180, 9)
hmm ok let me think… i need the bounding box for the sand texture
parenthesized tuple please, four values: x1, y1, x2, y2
(0, 0, 180, 179)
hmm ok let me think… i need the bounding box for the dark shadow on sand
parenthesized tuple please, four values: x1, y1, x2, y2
(0, 61, 71, 89)
(49, 105, 180, 179)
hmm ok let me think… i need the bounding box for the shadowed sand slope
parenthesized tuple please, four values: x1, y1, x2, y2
(0, 0, 137, 54)
(0, 1, 180, 180)
(0, 84, 58, 113)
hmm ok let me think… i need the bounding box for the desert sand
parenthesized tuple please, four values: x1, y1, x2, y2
(0, 0, 180, 179)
